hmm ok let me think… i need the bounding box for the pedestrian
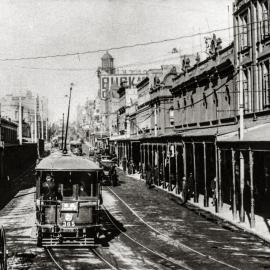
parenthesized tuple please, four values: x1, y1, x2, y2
(211, 177, 217, 206)
(187, 172, 193, 197)
(146, 164, 153, 188)
(122, 157, 127, 174)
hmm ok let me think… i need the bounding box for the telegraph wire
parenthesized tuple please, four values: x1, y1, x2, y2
(0, 25, 237, 62)
(14, 54, 180, 72)
(0, 18, 264, 63)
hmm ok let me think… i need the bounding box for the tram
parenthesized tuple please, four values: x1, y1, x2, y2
(35, 152, 103, 247)
(69, 140, 83, 156)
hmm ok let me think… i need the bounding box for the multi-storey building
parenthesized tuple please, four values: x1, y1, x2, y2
(0, 90, 48, 141)
(212, 0, 270, 227)
(95, 52, 147, 150)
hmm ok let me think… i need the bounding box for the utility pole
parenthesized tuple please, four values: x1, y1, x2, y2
(18, 96, 22, 145)
(34, 96, 37, 143)
(41, 99, 44, 140)
(45, 118, 48, 142)
(0, 103, 1, 140)
(61, 113, 64, 150)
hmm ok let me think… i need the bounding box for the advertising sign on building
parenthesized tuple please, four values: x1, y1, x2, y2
(100, 74, 146, 93)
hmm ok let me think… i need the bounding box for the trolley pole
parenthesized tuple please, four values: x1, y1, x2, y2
(63, 83, 74, 153)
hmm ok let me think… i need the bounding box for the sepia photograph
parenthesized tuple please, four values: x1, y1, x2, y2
(0, 0, 270, 269)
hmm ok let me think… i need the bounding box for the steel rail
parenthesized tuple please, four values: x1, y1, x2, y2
(101, 204, 191, 270)
(45, 248, 65, 270)
(91, 248, 119, 270)
(46, 247, 118, 270)
(107, 187, 241, 270)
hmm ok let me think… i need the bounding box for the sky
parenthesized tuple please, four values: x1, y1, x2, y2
(0, 0, 234, 123)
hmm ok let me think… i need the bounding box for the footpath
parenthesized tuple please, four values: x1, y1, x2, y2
(121, 169, 270, 245)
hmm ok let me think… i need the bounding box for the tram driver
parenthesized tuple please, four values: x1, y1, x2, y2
(42, 173, 57, 200)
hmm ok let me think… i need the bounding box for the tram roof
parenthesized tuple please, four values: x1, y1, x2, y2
(36, 152, 102, 171)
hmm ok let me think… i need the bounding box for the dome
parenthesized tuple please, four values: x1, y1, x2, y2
(101, 51, 113, 60)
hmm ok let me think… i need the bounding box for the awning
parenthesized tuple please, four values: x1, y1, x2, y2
(217, 123, 270, 142)
(178, 124, 238, 138)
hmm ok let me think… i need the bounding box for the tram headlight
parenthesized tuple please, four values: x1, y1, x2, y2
(65, 213, 73, 222)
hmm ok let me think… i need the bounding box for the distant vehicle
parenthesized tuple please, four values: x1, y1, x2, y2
(35, 152, 103, 247)
(100, 155, 112, 161)
(51, 135, 64, 149)
(100, 159, 118, 186)
(89, 148, 95, 156)
(70, 140, 82, 156)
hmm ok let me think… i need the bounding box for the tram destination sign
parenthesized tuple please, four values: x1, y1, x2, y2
(100, 74, 146, 91)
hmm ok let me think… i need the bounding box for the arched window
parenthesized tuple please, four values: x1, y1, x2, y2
(169, 107, 174, 127)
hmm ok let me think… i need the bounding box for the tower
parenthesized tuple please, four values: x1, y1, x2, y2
(101, 51, 115, 75)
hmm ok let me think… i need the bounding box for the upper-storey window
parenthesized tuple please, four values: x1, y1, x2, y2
(240, 14, 249, 50)
(262, 60, 270, 108)
(260, 1, 270, 41)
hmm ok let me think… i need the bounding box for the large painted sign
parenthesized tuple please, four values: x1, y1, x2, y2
(100, 74, 146, 91)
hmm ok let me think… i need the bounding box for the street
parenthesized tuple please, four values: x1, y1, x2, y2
(0, 165, 270, 269)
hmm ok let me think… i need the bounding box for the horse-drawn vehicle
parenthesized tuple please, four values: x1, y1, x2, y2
(35, 152, 103, 247)
(99, 159, 118, 186)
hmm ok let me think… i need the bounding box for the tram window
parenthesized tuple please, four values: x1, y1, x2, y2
(79, 180, 90, 196)
(63, 179, 73, 197)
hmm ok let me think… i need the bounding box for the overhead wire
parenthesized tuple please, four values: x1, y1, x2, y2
(0, 21, 245, 62)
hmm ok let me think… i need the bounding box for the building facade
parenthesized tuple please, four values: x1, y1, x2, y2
(0, 90, 49, 142)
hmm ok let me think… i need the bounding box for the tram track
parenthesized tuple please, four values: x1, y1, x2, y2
(45, 247, 119, 270)
(45, 248, 65, 270)
(106, 186, 241, 270)
(101, 204, 191, 270)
